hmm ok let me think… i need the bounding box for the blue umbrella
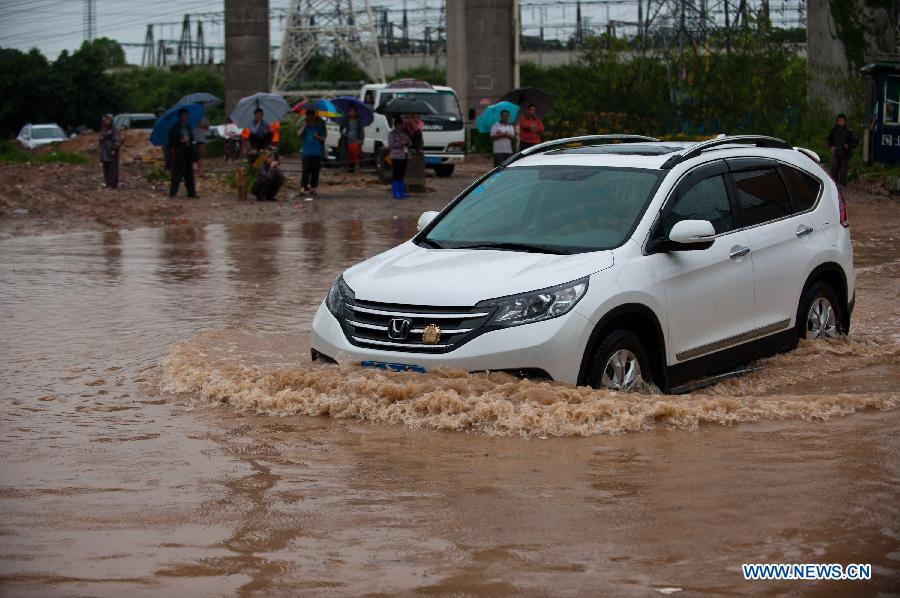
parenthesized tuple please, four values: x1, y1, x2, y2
(177, 92, 222, 107)
(150, 103, 204, 146)
(476, 101, 520, 134)
(231, 93, 291, 129)
(329, 96, 374, 126)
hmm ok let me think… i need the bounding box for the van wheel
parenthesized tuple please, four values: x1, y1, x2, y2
(798, 281, 843, 339)
(585, 330, 651, 391)
(433, 164, 455, 177)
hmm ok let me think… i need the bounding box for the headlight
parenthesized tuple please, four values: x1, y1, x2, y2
(477, 278, 588, 327)
(325, 275, 354, 316)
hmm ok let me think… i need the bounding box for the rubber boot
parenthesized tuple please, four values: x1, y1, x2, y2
(392, 181, 404, 199)
(399, 181, 409, 198)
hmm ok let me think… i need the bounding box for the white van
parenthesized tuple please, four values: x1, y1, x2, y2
(324, 82, 466, 178)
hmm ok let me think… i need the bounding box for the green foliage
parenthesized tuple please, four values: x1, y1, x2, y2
(203, 137, 224, 159)
(146, 166, 169, 182)
(277, 115, 301, 156)
(390, 66, 446, 85)
(0, 40, 128, 137)
(0, 140, 87, 164)
(111, 67, 224, 114)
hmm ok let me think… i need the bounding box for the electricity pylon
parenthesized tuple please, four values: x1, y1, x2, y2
(273, 0, 386, 91)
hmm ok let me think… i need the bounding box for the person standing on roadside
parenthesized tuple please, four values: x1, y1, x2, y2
(826, 113, 859, 187)
(517, 104, 544, 150)
(99, 114, 122, 189)
(340, 106, 365, 174)
(298, 109, 326, 195)
(388, 117, 410, 199)
(247, 108, 272, 169)
(167, 108, 197, 198)
(490, 109, 515, 167)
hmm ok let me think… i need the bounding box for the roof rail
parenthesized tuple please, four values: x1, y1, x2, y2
(659, 135, 793, 169)
(501, 134, 661, 166)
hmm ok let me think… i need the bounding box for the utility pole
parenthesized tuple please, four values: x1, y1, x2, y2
(142, 25, 155, 67)
(83, 0, 96, 42)
(178, 15, 193, 65)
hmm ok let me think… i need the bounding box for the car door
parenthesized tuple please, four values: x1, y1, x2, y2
(649, 160, 757, 364)
(727, 158, 816, 332)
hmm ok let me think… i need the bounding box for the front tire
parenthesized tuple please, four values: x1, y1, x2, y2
(585, 330, 652, 391)
(798, 281, 844, 339)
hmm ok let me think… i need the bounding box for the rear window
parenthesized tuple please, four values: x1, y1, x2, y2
(732, 168, 791, 227)
(779, 165, 821, 212)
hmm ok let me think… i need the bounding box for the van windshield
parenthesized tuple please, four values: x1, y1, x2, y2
(422, 165, 662, 254)
(379, 90, 461, 118)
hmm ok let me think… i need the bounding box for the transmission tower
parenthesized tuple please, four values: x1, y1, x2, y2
(83, 0, 96, 41)
(273, 0, 386, 91)
(142, 25, 156, 67)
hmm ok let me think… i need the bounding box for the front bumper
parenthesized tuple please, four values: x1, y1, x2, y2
(425, 152, 465, 164)
(309, 302, 592, 385)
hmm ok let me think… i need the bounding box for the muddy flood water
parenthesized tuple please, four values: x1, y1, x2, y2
(1, 198, 898, 596)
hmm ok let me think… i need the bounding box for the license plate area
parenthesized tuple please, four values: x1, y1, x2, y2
(360, 360, 427, 373)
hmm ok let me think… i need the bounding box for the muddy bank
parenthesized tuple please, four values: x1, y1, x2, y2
(0, 156, 485, 238)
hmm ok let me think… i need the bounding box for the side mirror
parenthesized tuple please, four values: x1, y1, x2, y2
(668, 219, 716, 244)
(417, 210, 439, 231)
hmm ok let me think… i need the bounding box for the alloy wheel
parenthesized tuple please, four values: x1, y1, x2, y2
(601, 349, 643, 391)
(806, 297, 837, 339)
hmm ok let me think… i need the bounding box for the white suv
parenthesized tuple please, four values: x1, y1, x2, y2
(310, 135, 854, 393)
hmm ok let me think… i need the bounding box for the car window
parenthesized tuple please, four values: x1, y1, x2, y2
(660, 174, 733, 236)
(732, 168, 792, 226)
(425, 166, 662, 253)
(779, 165, 821, 213)
(31, 126, 66, 140)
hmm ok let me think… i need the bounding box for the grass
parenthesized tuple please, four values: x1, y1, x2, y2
(146, 167, 170, 182)
(0, 140, 88, 165)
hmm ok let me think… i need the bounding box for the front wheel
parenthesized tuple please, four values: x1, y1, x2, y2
(798, 282, 844, 339)
(433, 164, 455, 177)
(585, 329, 652, 391)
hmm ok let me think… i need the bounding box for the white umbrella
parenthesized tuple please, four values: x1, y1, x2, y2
(230, 93, 290, 128)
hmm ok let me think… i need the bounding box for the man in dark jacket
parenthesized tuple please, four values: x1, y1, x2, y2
(826, 113, 859, 187)
(168, 108, 197, 198)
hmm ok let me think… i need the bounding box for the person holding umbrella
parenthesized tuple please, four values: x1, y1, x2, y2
(247, 108, 273, 167)
(298, 109, 327, 195)
(517, 104, 544, 150)
(99, 114, 122, 189)
(490, 109, 516, 167)
(168, 108, 198, 198)
(388, 117, 410, 199)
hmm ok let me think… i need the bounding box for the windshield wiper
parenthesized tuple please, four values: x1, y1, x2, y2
(418, 238, 444, 249)
(456, 242, 571, 255)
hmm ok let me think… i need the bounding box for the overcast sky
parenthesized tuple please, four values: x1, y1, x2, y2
(0, 0, 648, 64)
(0, 0, 802, 64)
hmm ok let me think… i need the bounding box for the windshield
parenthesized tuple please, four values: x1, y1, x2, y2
(423, 165, 662, 253)
(129, 117, 156, 129)
(32, 126, 66, 140)
(380, 90, 461, 118)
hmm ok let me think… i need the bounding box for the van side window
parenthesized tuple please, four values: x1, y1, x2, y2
(779, 165, 821, 213)
(660, 174, 733, 236)
(732, 168, 792, 226)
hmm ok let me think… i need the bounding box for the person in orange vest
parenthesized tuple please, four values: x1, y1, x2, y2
(271, 121, 281, 147)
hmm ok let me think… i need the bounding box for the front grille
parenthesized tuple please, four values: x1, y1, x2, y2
(339, 300, 494, 353)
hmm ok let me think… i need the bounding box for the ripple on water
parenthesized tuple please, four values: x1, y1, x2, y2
(160, 331, 899, 437)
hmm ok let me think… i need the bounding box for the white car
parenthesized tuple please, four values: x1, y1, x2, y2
(16, 123, 68, 149)
(311, 134, 854, 393)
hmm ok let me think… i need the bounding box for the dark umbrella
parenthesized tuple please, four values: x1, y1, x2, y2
(150, 103, 204, 146)
(500, 86, 553, 117)
(384, 97, 433, 115)
(330, 96, 374, 126)
(177, 92, 222, 107)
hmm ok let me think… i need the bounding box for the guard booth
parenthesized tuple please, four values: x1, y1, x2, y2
(861, 61, 900, 165)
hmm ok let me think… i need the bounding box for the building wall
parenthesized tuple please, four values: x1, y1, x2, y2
(224, 0, 270, 113)
(446, 0, 520, 118)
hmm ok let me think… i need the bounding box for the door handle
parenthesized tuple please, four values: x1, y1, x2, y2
(729, 245, 750, 259)
(796, 224, 814, 237)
